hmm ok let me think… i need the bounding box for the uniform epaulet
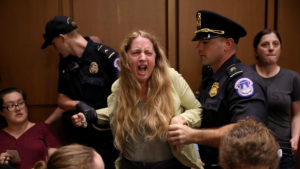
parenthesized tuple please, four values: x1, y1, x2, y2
(226, 64, 243, 78)
(96, 43, 119, 59)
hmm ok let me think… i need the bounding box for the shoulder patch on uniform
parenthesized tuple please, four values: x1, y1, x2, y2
(113, 58, 120, 71)
(234, 77, 254, 97)
(97, 44, 118, 59)
(97, 43, 120, 71)
(226, 64, 243, 78)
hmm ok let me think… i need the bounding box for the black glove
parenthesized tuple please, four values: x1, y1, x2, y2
(76, 101, 97, 123)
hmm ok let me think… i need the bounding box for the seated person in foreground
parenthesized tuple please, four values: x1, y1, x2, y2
(33, 144, 104, 169)
(0, 87, 61, 169)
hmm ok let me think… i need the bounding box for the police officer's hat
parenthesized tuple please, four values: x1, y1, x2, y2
(41, 16, 78, 49)
(192, 10, 247, 43)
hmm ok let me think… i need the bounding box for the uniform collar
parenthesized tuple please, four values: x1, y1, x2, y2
(81, 39, 96, 61)
(212, 55, 240, 80)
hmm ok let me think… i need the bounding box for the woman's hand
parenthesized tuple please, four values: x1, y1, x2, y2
(0, 152, 13, 165)
(71, 113, 86, 127)
(290, 137, 299, 154)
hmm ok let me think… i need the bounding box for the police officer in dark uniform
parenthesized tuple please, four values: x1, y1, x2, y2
(41, 16, 119, 169)
(168, 10, 268, 169)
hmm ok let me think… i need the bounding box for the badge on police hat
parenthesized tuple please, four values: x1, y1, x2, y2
(209, 82, 219, 97)
(196, 12, 201, 28)
(234, 78, 254, 97)
(89, 62, 99, 74)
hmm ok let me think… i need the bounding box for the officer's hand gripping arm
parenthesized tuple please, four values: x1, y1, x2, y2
(76, 101, 97, 123)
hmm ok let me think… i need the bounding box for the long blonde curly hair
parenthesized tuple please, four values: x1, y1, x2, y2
(113, 30, 174, 152)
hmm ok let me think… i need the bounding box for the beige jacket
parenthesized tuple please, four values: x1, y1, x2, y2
(96, 68, 203, 169)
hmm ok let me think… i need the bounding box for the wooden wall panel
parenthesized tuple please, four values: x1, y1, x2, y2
(0, 0, 62, 124)
(71, 0, 167, 55)
(178, 0, 265, 91)
(276, 0, 300, 166)
(0, 0, 60, 105)
(61, 0, 73, 17)
(167, 0, 178, 68)
(267, 0, 275, 29)
(277, 0, 300, 75)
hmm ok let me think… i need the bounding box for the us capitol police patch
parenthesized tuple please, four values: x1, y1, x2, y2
(234, 77, 254, 97)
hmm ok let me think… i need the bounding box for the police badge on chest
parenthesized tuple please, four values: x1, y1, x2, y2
(209, 82, 219, 97)
(89, 62, 99, 74)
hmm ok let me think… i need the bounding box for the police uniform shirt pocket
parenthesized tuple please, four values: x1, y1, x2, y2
(79, 70, 106, 87)
(202, 96, 224, 127)
(77, 60, 107, 87)
(203, 96, 221, 112)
